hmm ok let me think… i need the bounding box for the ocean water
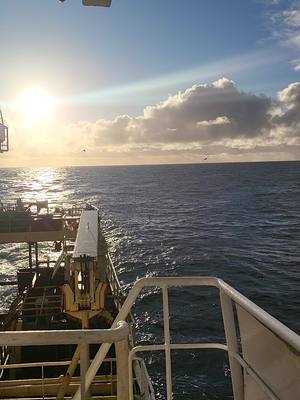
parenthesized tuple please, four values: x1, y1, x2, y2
(0, 161, 300, 399)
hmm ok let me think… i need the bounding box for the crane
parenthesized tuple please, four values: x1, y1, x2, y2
(0, 109, 8, 153)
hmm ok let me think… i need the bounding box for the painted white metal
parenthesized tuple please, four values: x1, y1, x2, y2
(0, 360, 72, 370)
(0, 357, 118, 370)
(80, 341, 89, 400)
(217, 278, 300, 352)
(233, 353, 279, 400)
(0, 321, 129, 346)
(75, 276, 300, 400)
(4, 275, 296, 399)
(220, 291, 244, 400)
(116, 337, 129, 400)
(73, 210, 98, 259)
(237, 304, 300, 400)
(57, 345, 81, 400)
(0, 322, 129, 399)
(162, 286, 172, 400)
(131, 357, 155, 400)
(129, 343, 228, 354)
(107, 253, 125, 309)
(128, 344, 228, 400)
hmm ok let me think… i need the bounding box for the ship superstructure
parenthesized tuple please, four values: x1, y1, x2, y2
(0, 200, 153, 399)
(0, 200, 299, 400)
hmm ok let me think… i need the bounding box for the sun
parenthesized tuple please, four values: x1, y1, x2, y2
(18, 89, 55, 125)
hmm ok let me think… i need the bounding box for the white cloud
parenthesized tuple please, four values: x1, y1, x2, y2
(61, 79, 299, 157)
(85, 79, 272, 148)
(2, 78, 300, 166)
(272, 4, 300, 66)
(274, 81, 300, 132)
(282, 9, 300, 28)
(197, 116, 231, 127)
(212, 77, 235, 89)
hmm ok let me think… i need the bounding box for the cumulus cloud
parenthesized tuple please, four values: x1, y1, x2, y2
(2, 78, 300, 167)
(83, 78, 272, 149)
(54, 78, 299, 160)
(273, 82, 300, 134)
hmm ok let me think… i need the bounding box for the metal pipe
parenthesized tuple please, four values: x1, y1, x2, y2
(56, 345, 81, 400)
(220, 291, 244, 400)
(80, 341, 89, 400)
(0, 357, 118, 370)
(162, 286, 172, 400)
(116, 336, 129, 400)
(218, 279, 300, 352)
(129, 343, 228, 354)
(0, 321, 129, 346)
(127, 276, 300, 351)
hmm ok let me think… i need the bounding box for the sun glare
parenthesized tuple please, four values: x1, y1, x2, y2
(18, 89, 54, 125)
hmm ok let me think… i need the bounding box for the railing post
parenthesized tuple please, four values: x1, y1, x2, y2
(220, 291, 244, 400)
(57, 345, 81, 400)
(116, 336, 129, 400)
(80, 341, 90, 400)
(162, 286, 173, 400)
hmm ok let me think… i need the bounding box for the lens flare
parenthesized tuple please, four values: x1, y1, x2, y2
(18, 89, 54, 125)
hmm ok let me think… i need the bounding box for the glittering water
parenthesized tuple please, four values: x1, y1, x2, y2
(0, 162, 300, 399)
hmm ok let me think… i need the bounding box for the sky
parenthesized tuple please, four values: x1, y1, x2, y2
(0, 0, 300, 167)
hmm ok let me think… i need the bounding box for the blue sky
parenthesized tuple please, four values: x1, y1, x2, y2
(0, 0, 298, 117)
(0, 0, 300, 166)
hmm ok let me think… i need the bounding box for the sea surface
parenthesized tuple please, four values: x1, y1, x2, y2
(0, 161, 300, 399)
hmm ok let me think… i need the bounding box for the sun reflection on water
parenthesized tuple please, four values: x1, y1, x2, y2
(18, 168, 66, 206)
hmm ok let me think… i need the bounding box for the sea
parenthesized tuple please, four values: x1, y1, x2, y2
(0, 161, 300, 399)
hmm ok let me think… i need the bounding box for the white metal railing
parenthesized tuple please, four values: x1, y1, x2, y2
(106, 253, 125, 310)
(74, 276, 300, 400)
(0, 357, 123, 400)
(0, 321, 129, 400)
(1, 277, 299, 399)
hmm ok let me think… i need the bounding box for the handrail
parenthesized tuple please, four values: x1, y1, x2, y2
(0, 321, 130, 400)
(0, 357, 118, 370)
(2, 276, 299, 400)
(0, 320, 129, 346)
(129, 276, 300, 352)
(106, 253, 125, 310)
(74, 276, 300, 400)
(217, 279, 300, 352)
